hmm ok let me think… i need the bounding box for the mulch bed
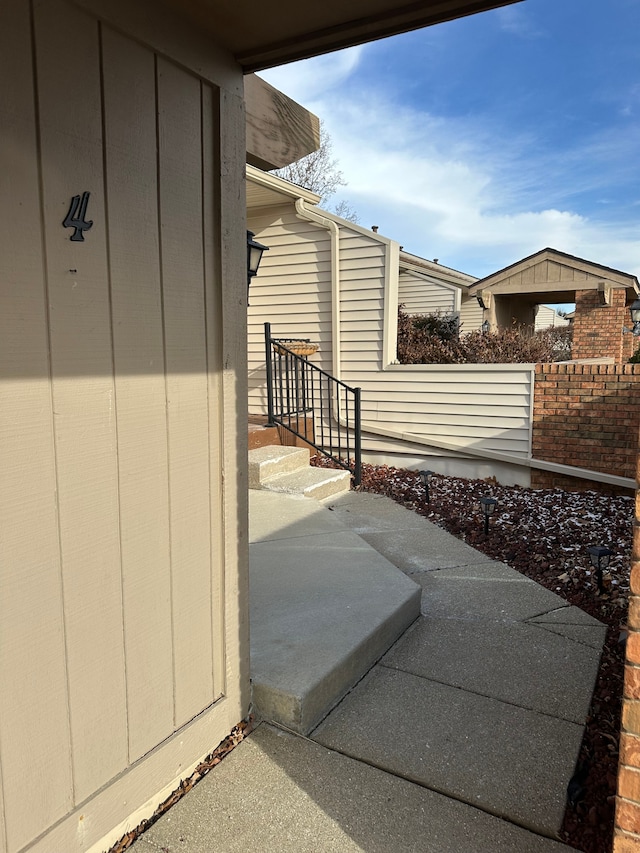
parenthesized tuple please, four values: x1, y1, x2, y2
(312, 456, 633, 853)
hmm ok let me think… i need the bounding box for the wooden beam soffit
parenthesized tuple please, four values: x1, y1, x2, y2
(245, 74, 320, 171)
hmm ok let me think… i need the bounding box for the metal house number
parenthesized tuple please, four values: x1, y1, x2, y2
(63, 191, 93, 241)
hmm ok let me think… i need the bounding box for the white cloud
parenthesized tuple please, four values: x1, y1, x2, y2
(495, 6, 546, 38)
(259, 49, 640, 279)
(258, 46, 364, 104)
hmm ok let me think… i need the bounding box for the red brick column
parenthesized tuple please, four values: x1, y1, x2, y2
(572, 289, 629, 363)
(531, 363, 640, 489)
(614, 454, 640, 850)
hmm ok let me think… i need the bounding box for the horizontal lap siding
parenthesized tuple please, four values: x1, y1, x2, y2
(247, 208, 533, 458)
(355, 369, 533, 456)
(398, 271, 457, 315)
(341, 313, 533, 457)
(247, 210, 332, 413)
(459, 295, 484, 333)
(336, 228, 533, 458)
(338, 231, 385, 373)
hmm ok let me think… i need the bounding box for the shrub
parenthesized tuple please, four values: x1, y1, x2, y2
(397, 307, 573, 364)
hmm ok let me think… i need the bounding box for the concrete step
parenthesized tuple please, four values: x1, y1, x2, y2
(249, 490, 422, 735)
(249, 445, 351, 500)
(260, 466, 352, 501)
(248, 446, 310, 489)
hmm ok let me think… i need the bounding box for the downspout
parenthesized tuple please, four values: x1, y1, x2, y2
(294, 198, 341, 381)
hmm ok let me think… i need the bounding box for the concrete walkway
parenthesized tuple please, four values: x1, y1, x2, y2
(131, 490, 606, 852)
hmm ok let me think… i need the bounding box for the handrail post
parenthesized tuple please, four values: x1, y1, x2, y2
(262, 326, 361, 485)
(264, 322, 276, 426)
(354, 387, 362, 486)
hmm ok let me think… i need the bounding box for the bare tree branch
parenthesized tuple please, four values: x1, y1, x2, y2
(272, 120, 359, 223)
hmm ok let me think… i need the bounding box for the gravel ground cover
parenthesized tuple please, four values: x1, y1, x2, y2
(312, 456, 633, 853)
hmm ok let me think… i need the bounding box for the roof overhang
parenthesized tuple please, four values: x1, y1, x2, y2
(399, 251, 477, 289)
(246, 164, 322, 211)
(468, 248, 640, 302)
(161, 0, 524, 72)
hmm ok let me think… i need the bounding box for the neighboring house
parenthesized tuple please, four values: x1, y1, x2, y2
(247, 170, 639, 493)
(247, 167, 536, 486)
(469, 248, 639, 361)
(397, 251, 482, 333)
(534, 305, 570, 331)
(1, 1, 520, 851)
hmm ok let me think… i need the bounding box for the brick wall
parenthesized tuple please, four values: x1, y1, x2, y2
(572, 288, 633, 363)
(614, 463, 640, 851)
(532, 363, 640, 484)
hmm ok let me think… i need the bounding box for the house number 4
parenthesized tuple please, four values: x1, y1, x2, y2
(63, 191, 93, 241)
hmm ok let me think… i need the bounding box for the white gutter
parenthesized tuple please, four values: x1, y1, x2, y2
(294, 198, 341, 380)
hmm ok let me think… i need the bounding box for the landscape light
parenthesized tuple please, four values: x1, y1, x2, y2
(419, 470, 434, 503)
(587, 545, 613, 594)
(479, 496, 497, 535)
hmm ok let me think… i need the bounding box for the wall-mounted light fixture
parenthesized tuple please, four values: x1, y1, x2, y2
(247, 230, 269, 302)
(476, 290, 492, 311)
(623, 299, 640, 336)
(481, 320, 490, 334)
(587, 545, 613, 593)
(479, 496, 497, 535)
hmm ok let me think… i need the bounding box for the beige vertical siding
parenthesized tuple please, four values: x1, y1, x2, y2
(398, 271, 457, 315)
(248, 193, 533, 461)
(35, 0, 129, 804)
(0, 2, 73, 848)
(101, 27, 175, 764)
(0, 2, 245, 851)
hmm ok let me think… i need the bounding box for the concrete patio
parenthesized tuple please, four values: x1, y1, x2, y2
(130, 489, 606, 852)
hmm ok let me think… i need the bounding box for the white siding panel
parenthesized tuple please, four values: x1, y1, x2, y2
(247, 209, 333, 414)
(398, 271, 457, 316)
(247, 198, 533, 459)
(460, 295, 484, 333)
(343, 365, 534, 458)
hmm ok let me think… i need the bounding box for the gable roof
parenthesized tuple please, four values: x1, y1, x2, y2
(468, 247, 639, 302)
(399, 250, 476, 290)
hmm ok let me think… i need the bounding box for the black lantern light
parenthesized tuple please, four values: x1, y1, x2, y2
(481, 320, 490, 334)
(419, 470, 434, 503)
(247, 230, 269, 302)
(623, 299, 640, 336)
(479, 496, 497, 535)
(587, 545, 613, 594)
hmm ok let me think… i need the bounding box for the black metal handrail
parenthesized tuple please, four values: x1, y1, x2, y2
(264, 322, 362, 486)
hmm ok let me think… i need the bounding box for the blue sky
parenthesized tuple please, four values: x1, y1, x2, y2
(259, 0, 640, 290)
